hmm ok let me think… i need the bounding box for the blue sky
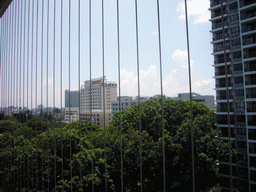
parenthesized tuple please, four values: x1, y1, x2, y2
(1, 0, 214, 109)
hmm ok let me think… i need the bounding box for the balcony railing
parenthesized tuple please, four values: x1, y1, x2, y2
(246, 93, 256, 98)
(241, 10, 256, 20)
(245, 80, 256, 85)
(216, 95, 234, 100)
(210, 0, 227, 7)
(216, 82, 233, 88)
(242, 23, 256, 33)
(212, 21, 228, 30)
(243, 36, 256, 46)
(213, 33, 229, 41)
(247, 107, 256, 112)
(240, 0, 256, 8)
(217, 107, 234, 112)
(214, 57, 231, 64)
(211, 10, 228, 18)
(214, 44, 230, 52)
(215, 70, 232, 76)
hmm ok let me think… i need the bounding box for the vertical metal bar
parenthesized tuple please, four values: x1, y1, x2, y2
(134, 0, 142, 190)
(184, 1, 195, 191)
(101, 0, 107, 190)
(31, 0, 34, 187)
(13, 0, 18, 189)
(46, 0, 49, 190)
(19, 1, 23, 189)
(53, 0, 57, 189)
(7, 6, 10, 118)
(78, 0, 82, 190)
(220, 1, 233, 191)
(116, 0, 123, 191)
(156, 1, 165, 191)
(68, 1, 73, 191)
(27, 0, 30, 189)
(89, 0, 94, 191)
(60, 0, 64, 191)
(23, 0, 27, 188)
(35, 0, 39, 189)
(41, 0, 44, 189)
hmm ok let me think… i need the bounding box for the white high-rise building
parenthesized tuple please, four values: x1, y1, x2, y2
(80, 77, 117, 111)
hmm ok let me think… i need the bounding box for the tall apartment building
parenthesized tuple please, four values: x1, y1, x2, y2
(210, 0, 256, 191)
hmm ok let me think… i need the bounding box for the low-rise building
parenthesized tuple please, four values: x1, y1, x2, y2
(111, 96, 148, 118)
(80, 110, 112, 127)
(170, 92, 215, 110)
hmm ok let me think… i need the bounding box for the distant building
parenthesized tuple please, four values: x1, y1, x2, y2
(80, 77, 117, 111)
(64, 77, 117, 124)
(80, 110, 112, 127)
(111, 96, 148, 118)
(170, 93, 215, 110)
(38, 104, 44, 111)
(64, 107, 80, 123)
(65, 90, 80, 108)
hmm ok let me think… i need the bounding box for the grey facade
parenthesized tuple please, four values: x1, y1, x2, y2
(210, 0, 256, 191)
(111, 96, 148, 118)
(65, 90, 80, 108)
(170, 93, 215, 110)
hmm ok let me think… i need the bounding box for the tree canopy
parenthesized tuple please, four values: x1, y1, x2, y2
(0, 98, 232, 191)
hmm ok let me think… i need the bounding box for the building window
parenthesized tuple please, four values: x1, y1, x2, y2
(235, 89, 244, 97)
(230, 14, 238, 23)
(234, 63, 242, 71)
(231, 26, 240, 35)
(233, 51, 241, 59)
(229, 2, 238, 11)
(234, 76, 243, 84)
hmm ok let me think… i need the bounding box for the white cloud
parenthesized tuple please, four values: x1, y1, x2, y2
(177, 0, 210, 24)
(171, 49, 194, 69)
(151, 31, 159, 36)
(119, 49, 215, 97)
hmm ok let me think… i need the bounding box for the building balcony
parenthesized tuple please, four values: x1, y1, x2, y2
(212, 21, 228, 30)
(244, 62, 256, 72)
(245, 79, 256, 86)
(247, 93, 256, 98)
(212, 33, 229, 42)
(242, 23, 256, 33)
(243, 36, 256, 46)
(216, 95, 234, 100)
(240, 0, 256, 9)
(213, 44, 230, 53)
(214, 57, 231, 65)
(217, 106, 235, 112)
(248, 129, 256, 140)
(241, 9, 256, 22)
(210, 0, 227, 8)
(211, 10, 227, 18)
(248, 107, 256, 112)
(216, 82, 233, 88)
(215, 70, 232, 76)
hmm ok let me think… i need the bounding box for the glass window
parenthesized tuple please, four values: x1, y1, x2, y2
(234, 63, 242, 71)
(234, 76, 243, 84)
(235, 89, 244, 97)
(229, 2, 238, 11)
(232, 38, 240, 47)
(231, 26, 240, 35)
(233, 51, 241, 59)
(230, 14, 238, 23)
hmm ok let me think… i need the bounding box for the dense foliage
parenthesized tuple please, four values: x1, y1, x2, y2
(0, 98, 232, 191)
